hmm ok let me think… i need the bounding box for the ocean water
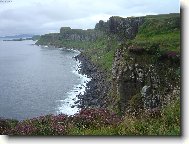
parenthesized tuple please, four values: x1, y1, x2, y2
(0, 40, 90, 120)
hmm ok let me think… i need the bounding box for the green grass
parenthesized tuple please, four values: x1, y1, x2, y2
(128, 14, 180, 53)
(69, 126, 119, 135)
(83, 35, 118, 72)
(118, 98, 180, 135)
(139, 14, 180, 35)
(130, 30, 180, 52)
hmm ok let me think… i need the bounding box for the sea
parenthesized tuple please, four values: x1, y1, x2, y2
(0, 40, 90, 120)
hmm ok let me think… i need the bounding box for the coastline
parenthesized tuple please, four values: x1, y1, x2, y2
(0, 42, 110, 120)
(74, 53, 109, 109)
(56, 54, 91, 115)
(38, 45, 109, 111)
(37, 45, 109, 115)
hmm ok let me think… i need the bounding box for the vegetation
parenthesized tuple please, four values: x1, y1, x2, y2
(31, 35, 41, 41)
(127, 13, 180, 53)
(83, 35, 118, 72)
(0, 96, 180, 135)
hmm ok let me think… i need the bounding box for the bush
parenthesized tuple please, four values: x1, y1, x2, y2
(71, 108, 121, 129)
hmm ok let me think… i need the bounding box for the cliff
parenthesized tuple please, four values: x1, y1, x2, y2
(110, 13, 180, 113)
(59, 27, 102, 41)
(36, 13, 180, 115)
(36, 27, 103, 47)
(112, 44, 180, 114)
(95, 16, 144, 40)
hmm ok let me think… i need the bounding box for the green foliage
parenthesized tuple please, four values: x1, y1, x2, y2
(131, 31, 180, 52)
(32, 35, 41, 41)
(128, 13, 180, 53)
(60, 27, 97, 35)
(139, 13, 180, 35)
(83, 35, 118, 72)
(127, 94, 143, 113)
(119, 98, 180, 135)
(69, 126, 119, 135)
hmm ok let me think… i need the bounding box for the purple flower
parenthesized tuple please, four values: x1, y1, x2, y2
(51, 124, 65, 135)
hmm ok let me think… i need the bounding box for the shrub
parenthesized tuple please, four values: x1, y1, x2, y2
(71, 108, 121, 129)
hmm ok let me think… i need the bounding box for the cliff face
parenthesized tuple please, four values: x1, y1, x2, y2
(95, 16, 144, 40)
(112, 46, 180, 113)
(110, 14, 180, 113)
(59, 27, 102, 41)
(36, 27, 103, 47)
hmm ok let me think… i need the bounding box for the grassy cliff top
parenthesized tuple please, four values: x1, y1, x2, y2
(128, 13, 180, 53)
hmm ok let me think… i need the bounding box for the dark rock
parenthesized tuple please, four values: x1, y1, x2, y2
(95, 16, 145, 40)
(74, 100, 80, 104)
(112, 46, 180, 113)
(74, 53, 110, 110)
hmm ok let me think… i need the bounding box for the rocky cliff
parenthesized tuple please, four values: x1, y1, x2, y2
(36, 13, 180, 115)
(36, 27, 103, 46)
(111, 44, 180, 114)
(95, 16, 144, 40)
(60, 27, 102, 41)
(107, 13, 180, 114)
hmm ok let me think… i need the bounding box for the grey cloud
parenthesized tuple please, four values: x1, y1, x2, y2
(0, 0, 180, 36)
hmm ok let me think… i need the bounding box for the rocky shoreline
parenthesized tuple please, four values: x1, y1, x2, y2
(73, 52, 110, 109)
(36, 44, 110, 111)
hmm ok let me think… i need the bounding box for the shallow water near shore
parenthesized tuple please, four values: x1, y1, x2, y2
(0, 40, 89, 120)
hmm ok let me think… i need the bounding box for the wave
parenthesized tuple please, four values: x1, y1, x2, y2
(56, 52, 91, 116)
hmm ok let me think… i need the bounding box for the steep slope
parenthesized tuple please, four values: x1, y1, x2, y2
(36, 13, 180, 114)
(111, 13, 180, 113)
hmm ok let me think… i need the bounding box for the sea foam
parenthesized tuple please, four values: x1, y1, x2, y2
(56, 51, 91, 116)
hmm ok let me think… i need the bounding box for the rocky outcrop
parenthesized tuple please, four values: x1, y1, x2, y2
(95, 16, 144, 40)
(60, 27, 103, 41)
(36, 27, 103, 46)
(111, 46, 180, 113)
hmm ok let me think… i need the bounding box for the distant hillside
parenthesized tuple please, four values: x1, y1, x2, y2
(0, 34, 34, 39)
(0, 34, 41, 41)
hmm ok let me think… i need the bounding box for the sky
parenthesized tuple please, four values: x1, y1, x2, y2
(0, 0, 180, 36)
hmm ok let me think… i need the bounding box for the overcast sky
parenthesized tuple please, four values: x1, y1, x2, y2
(0, 0, 180, 36)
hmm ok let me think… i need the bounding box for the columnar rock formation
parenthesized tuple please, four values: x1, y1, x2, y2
(60, 27, 102, 41)
(111, 46, 180, 113)
(95, 16, 144, 40)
